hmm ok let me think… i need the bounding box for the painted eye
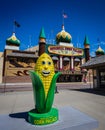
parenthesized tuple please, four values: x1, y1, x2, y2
(42, 61, 46, 65)
(48, 61, 51, 65)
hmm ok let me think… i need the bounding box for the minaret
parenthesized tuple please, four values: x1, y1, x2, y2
(38, 27, 46, 56)
(84, 35, 90, 62)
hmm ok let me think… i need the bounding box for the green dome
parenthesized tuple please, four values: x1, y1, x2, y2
(6, 33, 20, 46)
(56, 25, 72, 44)
(95, 45, 105, 55)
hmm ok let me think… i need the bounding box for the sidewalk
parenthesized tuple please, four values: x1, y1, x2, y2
(0, 82, 93, 92)
(0, 85, 105, 130)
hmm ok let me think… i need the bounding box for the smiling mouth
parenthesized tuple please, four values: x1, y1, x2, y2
(42, 70, 50, 76)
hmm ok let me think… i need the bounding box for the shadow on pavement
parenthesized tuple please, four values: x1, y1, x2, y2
(9, 111, 28, 122)
(69, 88, 105, 96)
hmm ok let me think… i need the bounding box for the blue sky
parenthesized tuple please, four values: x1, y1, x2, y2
(0, 0, 105, 56)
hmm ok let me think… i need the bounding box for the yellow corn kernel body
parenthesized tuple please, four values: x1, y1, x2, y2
(38, 72, 54, 96)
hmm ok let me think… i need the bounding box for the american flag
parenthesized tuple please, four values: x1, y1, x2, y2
(63, 13, 68, 18)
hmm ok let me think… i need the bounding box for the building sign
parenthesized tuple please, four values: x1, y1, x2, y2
(48, 46, 83, 56)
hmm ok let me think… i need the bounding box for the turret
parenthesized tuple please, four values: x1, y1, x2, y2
(5, 32, 20, 50)
(38, 27, 46, 56)
(95, 45, 105, 56)
(84, 35, 90, 62)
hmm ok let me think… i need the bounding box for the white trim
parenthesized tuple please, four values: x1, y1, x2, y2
(5, 45, 19, 50)
(59, 42, 73, 47)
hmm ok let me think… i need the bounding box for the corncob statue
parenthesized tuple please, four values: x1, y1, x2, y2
(28, 53, 61, 125)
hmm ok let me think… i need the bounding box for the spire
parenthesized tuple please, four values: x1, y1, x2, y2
(39, 27, 46, 39)
(62, 24, 65, 31)
(13, 32, 16, 36)
(38, 27, 46, 56)
(84, 35, 90, 61)
(84, 35, 90, 45)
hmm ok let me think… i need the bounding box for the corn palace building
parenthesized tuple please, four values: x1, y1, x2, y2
(2, 25, 90, 83)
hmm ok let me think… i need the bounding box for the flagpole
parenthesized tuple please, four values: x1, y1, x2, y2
(62, 10, 68, 26)
(62, 10, 64, 25)
(97, 38, 100, 46)
(62, 15, 64, 25)
(13, 21, 16, 33)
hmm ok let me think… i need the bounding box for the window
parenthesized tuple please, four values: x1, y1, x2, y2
(100, 70, 105, 87)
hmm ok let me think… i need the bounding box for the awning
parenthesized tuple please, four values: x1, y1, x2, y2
(52, 56, 58, 60)
(81, 55, 105, 69)
(63, 57, 70, 61)
(74, 58, 80, 61)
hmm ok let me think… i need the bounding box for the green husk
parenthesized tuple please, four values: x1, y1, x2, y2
(29, 70, 61, 113)
(29, 71, 45, 113)
(45, 72, 61, 112)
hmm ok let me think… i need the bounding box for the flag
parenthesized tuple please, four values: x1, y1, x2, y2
(63, 13, 68, 18)
(14, 21, 20, 27)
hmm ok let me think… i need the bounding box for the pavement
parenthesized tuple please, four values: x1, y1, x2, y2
(0, 82, 105, 130)
(0, 82, 92, 92)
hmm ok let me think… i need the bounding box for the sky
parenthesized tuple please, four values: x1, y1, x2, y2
(0, 0, 105, 56)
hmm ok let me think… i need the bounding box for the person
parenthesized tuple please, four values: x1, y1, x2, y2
(84, 77, 87, 83)
(55, 86, 59, 93)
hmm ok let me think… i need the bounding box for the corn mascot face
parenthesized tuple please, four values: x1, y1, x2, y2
(35, 53, 55, 78)
(35, 53, 55, 97)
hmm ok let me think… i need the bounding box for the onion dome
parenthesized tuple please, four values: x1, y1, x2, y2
(56, 25, 72, 44)
(6, 32, 20, 46)
(95, 45, 105, 56)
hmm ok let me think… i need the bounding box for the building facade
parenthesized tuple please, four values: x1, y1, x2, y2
(82, 45, 105, 88)
(2, 25, 90, 83)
